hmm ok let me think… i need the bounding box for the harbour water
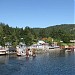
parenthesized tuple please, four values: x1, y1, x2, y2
(0, 50, 75, 75)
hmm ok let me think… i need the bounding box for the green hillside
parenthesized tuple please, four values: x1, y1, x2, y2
(33, 24, 75, 42)
(0, 23, 75, 46)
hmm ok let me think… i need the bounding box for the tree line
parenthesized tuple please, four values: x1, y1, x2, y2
(0, 23, 75, 47)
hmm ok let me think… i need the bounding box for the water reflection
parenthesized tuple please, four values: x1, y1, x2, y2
(0, 50, 74, 64)
(0, 55, 9, 64)
(65, 50, 74, 57)
(47, 50, 75, 57)
(0, 50, 75, 75)
(46, 50, 66, 57)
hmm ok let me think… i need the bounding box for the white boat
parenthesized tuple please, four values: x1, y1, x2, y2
(0, 46, 7, 55)
(0, 49, 6, 55)
(16, 42, 26, 56)
(65, 49, 71, 52)
(48, 46, 60, 50)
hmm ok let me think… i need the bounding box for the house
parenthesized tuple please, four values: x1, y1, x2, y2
(37, 40, 49, 50)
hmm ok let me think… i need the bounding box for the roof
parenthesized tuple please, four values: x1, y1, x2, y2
(37, 40, 45, 44)
(9, 47, 16, 51)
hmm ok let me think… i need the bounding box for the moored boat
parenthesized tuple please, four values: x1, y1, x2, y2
(0, 50, 6, 55)
(16, 42, 26, 56)
(65, 49, 71, 52)
(0, 46, 7, 55)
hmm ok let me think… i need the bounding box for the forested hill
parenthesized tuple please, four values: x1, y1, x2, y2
(46, 24, 75, 34)
(33, 24, 75, 33)
(33, 24, 75, 36)
(0, 23, 75, 46)
(33, 24, 75, 42)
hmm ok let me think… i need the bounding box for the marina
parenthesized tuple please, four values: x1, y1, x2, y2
(0, 0, 74, 75)
(0, 39, 75, 75)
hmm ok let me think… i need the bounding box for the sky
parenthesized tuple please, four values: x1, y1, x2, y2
(0, 0, 74, 28)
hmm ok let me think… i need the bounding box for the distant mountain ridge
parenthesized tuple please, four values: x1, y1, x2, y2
(33, 24, 75, 35)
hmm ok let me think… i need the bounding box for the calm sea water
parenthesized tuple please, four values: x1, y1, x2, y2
(0, 50, 75, 75)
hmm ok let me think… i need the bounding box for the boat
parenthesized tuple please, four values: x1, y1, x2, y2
(48, 46, 61, 50)
(65, 49, 71, 52)
(0, 46, 7, 55)
(16, 42, 26, 56)
(0, 49, 6, 55)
